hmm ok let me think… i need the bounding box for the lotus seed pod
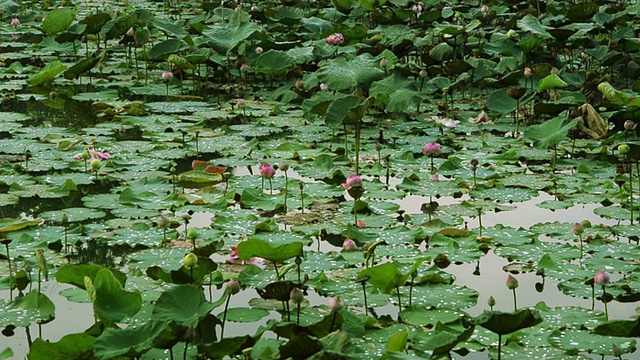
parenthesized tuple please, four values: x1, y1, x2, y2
(618, 144, 630, 155)
(187, 228, 198, 240)
(90, 159, 102, 170)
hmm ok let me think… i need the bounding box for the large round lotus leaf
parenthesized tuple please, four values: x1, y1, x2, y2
(218, 307, 270, 323)
(548, 329, 637, 356)
(406, 284, 478, 309)
(237, 238, 303, 263)
(152, 284, 216, 328)
(535, 302, 602, 330)
(471, 309, 543, 335)
(39, 207, 107, 223)
(28, 333, 95, 360)
(412, 320, 475, 356)
(93, 321, 168, 360)
(0, 291, 55, 327)
(92, 268, 142, 323)
(399, 307, 466, 327)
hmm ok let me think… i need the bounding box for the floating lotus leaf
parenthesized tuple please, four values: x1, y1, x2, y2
(548, 329, 636, 356)
(93, 320, 168, 360)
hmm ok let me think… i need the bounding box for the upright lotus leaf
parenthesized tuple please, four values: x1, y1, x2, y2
(236, 238, 303, 263)
(385, 327, 409, 353)
(325, 95, 370, 127)
(93, 321, 168, 360)
(471, 309, 543, 335)
(79, 12, 112, 34)
(146, 256, 217, 285)
(148, 39, 190, 60)
(29, 333, 95, 360)
(254, 50, 295, 75)
(257, 281, 298, 302)
(102, 12, 139, 40)
(0, 348, 12, 360)
(42, 8, 76, 35)
(201, 336, 257, 359)
(524, 116, 579, 149)
(204, 21, 262, 55)
(486, 88, 518, 115)
(91, 268, 142, 323)
(26, 61, 67, 87)
(56, 264, 126, 290)
(316, 55, 385, 91)
(331, 0, 354, 13)
(152, 284, 216, 328)
(516, 14, 552, 39)
(279, 332, 323, 360)
(63, 57, 100, 80)
(412, 319, 475, 356)
(597, 82, 636, 106)
(359, 0, 387, 11)
(358, 258, 426, 294)
(538, 74, 568, 92)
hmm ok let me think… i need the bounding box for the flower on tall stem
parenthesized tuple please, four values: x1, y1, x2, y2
(221, 279, 241, 338)
(260, 163, 275, 194)
(328, 295, 344, 332)
(279, 162, 289, 211)
(325, 33, 344, 46)
(343, 238, 357, 251)
(10, 18, 19, 28)
(343, 174, 364, 225)
(423, 142, 442, 173)
(573, 222, 585, 259)
(506, 274, 519, 311)
(595, 270, 611, 318)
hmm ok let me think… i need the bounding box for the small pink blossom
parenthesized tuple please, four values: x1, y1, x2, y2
(524, 67, 533, 77)
(356, 220, 365, 227)
(161, 70, 173, 81)
(74, 149, 111, 161)
(430, 174, 442, 182)
(425, 116, 459, 128)
(594, 270, 610, 286)
(342, 174, 362, 190)
(422, 142, 442, 156)
(260, 163, 275, 179)
(325, 33, 344, 46)
(237, 98, 245, 107)
(228, 244, 264, 264)
(506, 274, 519, 290)
(481, 5, 489, 13)
(328, 296, 344, 312)
(469, 110, 489, 124)
(343, 238, 357, 251)
(412, 4, 422, 13)
(573, 222, 584, 235)
(10, 18, 19, 27)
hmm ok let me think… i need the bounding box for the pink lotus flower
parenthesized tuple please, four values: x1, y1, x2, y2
(481, 5, 489, 13)
(469, 110, 489, 124)
(260, 163, 275, 179)
(524, 67, 533, 77)
(325, 33, 344, 46)
(161, 70, 173, 81)
(422, 142, 442, 156)
(356, 220, 365, 227)
(430, 174, 442, 182)
(342, 174, 362, 190)
(425, 116, 459, 128)
(228, 244, 264, 265)
(74, 149, 111, 161)
(10, 18, 19, 27)
(594, 270, 610, 285)
(342, 238, 357, 251)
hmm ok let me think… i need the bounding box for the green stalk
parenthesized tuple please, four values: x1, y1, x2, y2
(512, 288, 518, 311)
(396, 286, 402, 312)
(603, 286, 609, 319)
(362, 282, 368, 316)
(220, 293, 232, 338)
(284, 171, 288, 212)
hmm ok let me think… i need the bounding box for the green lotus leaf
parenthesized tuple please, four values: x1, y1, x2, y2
(538, 74, 569, 92)
(204, 21, 262, 55)
(412, 319, 475, 356)
(2, 291, 55, 327)
(516, 14, 552, 39)
(358, 258, 425, 295)
(152, 284, 216, 328)
(29, 333, 95, 360)
(524, 116, 579, 149)
(93, 320, 168, 360)
(548, 329, 636, 356)
(471, 309, 543, 335)
(0, 348, 13, 360)
(63, 57, 100, 80)
(594, 318, 640, 337)
(219, 307, 270, 323)
(237, 237, 303, 263)
(26, 60, 67, 87)
(42, 8, 76, 35)
(102, 12, 139, 40)
(92, 268, 142, 323)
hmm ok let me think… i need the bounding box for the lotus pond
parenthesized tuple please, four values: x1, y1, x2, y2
(3, 0, 640, 359)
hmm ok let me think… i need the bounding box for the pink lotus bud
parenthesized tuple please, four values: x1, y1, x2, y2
(260, 163, 275, 179)
(162, 70, 173, 81)
(290, 287, 304, 304)
(356, 220, 365, 228)
(594, 270, 610, 285)
(234, 6, 242, 13)
(255, 47, 263, 54)
(10, 18, 19, 27)
(481, 5, 489, 13)
(158, 216, 170, 229)
(573, 222, 584, 235)
(419, 69, 427, 78)
(342, 174, 362, 190)
(422, 142, 442, 156)
(226, 278, 241, 294)
(412, 4, 422, 13)
(524, 67, 533, 77)
(237, 98, 245, 107)
(328, 295, 344, 312)
(279, 162, 289, 171)
(240, 63, 248, 72)
(126, 27, 135, 37)
(326, 33, 344, 46)
(342, 238, 357, 251)
(506, 274, 519, 290)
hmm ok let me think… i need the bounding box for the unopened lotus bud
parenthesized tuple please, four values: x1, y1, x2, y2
(594, 270, 610, 285)
(240, 63, 248, 72)
(290, 287, 304, 304)
(624, 120, 636, 130)
(320, 83, 328, 91)
(234, 6, 242, 13)
(126, 27, 134, 37)
(251, 5, 258, 12)
(573, 222, 584, 236)
(49, 91, 58, 101)
(279, 162, 289, 171)
(90, 159, 102, 170)
(487, 296, 496, 307)
(524, 67, 533, 77)
(507, 29, 516, 38)
(380, 58, 388, 68)
(227, 278, 241, 294)
(506, 274, 519, 290)
(328, 296, 344, 312)
(61, 213, 69, 225)
(295, 80, 305, 89)
(183, 252, 197, 269)
(618, 144, 630, 155)
(255, 46, 263, 54)
(187, 228, 198, 240)
(481, 5, 489, 13)
(162, 70, 173, 81)
(342, 238, 357, 251)
(81, 151, 89, 160)
(158, 216, 170, 229)
(419, 69, 427, 78)
(237, 98, 245, 107)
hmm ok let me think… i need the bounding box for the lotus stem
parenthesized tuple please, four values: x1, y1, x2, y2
(579, 235, 583, 259)
(284, 171, 288, 212)
(296, 303, 301, 325)
(183, 340, 188, 360)
(362, 282, 368, 316)
(329, 312, 337, 333)
(343, 124, 348, 161)
(629, 156, 634, 224)
(274, 261, 280, 279)
(602, 285, 609, 319)
(396, 286, 402, 312)
(498, 334, 502, 360)
(591, 282, 595, 310)
(355, 121, 361, 175)
(512, 288, 517, 311)
(353, 200, 358, 226)
(268, 178, 273, 195)
(409, 280, 414, 308)
(300, 182, 305, 214)
(4, 242, 12, 301)
(430, 156, 435, 173)
(220, 293, 232, 339)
